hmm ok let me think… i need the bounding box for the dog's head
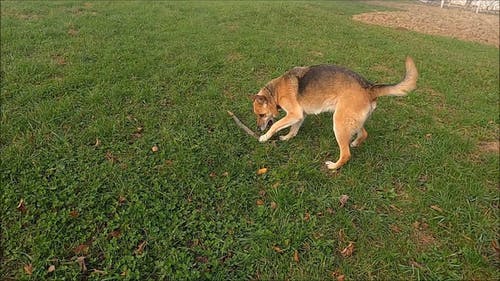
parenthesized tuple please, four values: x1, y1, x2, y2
(252, 87, 279, 131)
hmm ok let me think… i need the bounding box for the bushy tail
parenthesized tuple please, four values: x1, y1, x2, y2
(370, 56, 418, 99)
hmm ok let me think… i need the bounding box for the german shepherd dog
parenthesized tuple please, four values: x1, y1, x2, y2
(252, 57, 418, 170)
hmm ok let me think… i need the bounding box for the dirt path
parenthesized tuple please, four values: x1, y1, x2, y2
(353, 1, 499, 47)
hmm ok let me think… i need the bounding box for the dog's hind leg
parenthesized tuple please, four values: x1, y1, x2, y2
(280, 118, 305, 141)
(326, 107, 369, 170)
(350, 127, 368, 147)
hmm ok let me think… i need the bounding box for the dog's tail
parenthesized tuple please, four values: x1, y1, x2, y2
(370, 56, 418, 99)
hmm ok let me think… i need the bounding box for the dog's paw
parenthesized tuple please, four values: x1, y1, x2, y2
(259, 135, 269, 143)
(325, 161, 339, 170)
(279, 135, 290, 141)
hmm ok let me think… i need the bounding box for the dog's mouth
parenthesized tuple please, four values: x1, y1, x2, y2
(259, 118, 274, 131)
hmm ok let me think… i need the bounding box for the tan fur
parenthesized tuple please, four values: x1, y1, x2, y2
(252, 57, 418, 170)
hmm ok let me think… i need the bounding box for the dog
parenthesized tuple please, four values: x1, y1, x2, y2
(252, 56, 418, 170)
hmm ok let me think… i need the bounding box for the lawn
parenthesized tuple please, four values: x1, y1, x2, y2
(1, 1, 498, 280)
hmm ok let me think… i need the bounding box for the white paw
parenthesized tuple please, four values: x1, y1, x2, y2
(279, 135, 290, 141)
(259, 135, 269, 143)
(350, 141, 359, 148)
(325, 161, 339, 170)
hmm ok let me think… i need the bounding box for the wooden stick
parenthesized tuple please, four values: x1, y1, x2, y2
(227, 110, 259, 139)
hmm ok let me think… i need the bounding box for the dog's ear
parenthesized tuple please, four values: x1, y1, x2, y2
(252, 95, 268, 105)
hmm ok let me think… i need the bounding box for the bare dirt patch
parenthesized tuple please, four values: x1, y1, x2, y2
(353, 1, 499, 47)
(478, 141, 499, 153)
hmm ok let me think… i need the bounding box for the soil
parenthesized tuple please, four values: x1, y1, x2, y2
(353, 1, 499, 47)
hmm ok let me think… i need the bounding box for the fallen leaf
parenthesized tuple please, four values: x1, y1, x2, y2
(195, 256, 208, 263)
(425, 133, 432, 140)
(134, 240, 147, 255)
(389, 204, 403, 213)
(257, 167, 268, 175)
(337, 274, 346, 281)
(272, 245, 284, 253)
(69, 209, 79, 218)
(293, 250, 299, 262)
(339, 195, 349, 207)
(209, 171, 217, 178)
(270, 201, 278, 209)
(221, 171, 229, 177)
(108, 229, 121, 239)
(17, 198, 27, 213)
(120, 270, 128, 276)
(303, 212, 311, 221)
(338, 229, 346, 242)
(491, 240, 500, 257)
(92, 269, 106, 275)
(105, 151, 118, 163)
(256, 199, 265, 206)
(118, 196, 126, 204)
(24, 264, 33, 275)
(73, 244, 89, 255)
(409, 260, 424, 269)
(326, 207, 334, 214)
(430, 205, 443, 212)
(76, 256, 87, 272)
(47, 265, 55, 273)
(151, 145, 159, 152)
(340, 242, 355, 257)
(390, 224, 402, 234)
(68, 28, 79, 36)
(94, 138, 101, 147)
(258, 190, 266, 197)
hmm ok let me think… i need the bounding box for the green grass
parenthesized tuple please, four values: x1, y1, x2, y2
(1, 1, 498, 280)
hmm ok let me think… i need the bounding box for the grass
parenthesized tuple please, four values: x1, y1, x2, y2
(1, 1, 498, 280)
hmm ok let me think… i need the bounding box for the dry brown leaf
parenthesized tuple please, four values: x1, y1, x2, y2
(108, 229, 121, 239)
(390, 224, 402, 234)
(92, 269, 106, 275)
(76, 256, 87, 272)
(409, 260, 424, 269)
(24, 264, 33, 275)
(339, 195, 349, 207)
(340, 242, 355, 257)
(338, 229, 346, 242)
(17, 198, 27, 213)
(270, 201, 278, 209)
(73, 244, 89, 255)
(134, 240, 147, 255)
(430, 205, 443, 212)
(256, 199, 264, 206)
(492, 240, 500, 253)
(272, 245, 284, 253)
(293, 250, 299, 263)
(118, 195, 126, 204)
(257, 167, 268, 175)
(47, 265, 55, 273)
(105, 151, 118, 163)
(151, 145, 159, 152)
(69, 209, 79, 218)
(337, 274, 346, 281)
(120, 270, 128, 276)
(94, 138, 101, 147)
(303, 212, 311, 221)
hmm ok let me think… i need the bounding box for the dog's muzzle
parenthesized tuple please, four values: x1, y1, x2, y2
(259, 118, 274, 131)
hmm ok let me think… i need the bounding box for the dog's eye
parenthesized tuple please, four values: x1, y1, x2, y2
(259, 114, 266, 118)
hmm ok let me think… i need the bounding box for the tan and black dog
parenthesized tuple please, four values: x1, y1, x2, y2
(252, 57, 418, 170)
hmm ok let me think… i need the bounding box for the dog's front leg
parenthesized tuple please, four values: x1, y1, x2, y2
(259, 115, 302, 142)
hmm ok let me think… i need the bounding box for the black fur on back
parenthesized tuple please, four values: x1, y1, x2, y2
(297, 65, 373, 95)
